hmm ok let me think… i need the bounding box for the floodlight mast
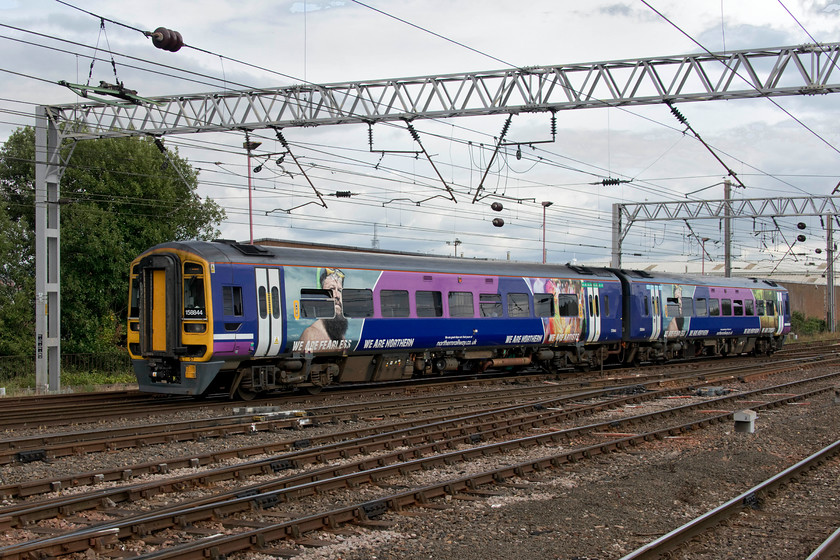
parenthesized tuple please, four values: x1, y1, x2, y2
(34, 42, 840, 392)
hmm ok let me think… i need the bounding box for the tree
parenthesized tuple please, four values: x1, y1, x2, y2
(0, 127, 225, 354)
(0, 202, 34, 356)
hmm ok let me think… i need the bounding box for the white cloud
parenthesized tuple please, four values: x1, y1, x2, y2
(289, 1, 346, 14)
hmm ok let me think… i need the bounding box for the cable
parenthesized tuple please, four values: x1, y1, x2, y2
(348, 0, 517, 69)
(15, 7, 795, 207)
(2, 3, 818, 265)
(43, 1, 756, 201)
(777, 0, 824, 46)
(54, 0, 307, 85)
(640, 0, 840, 164)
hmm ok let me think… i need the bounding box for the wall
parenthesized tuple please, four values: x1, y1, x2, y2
(778, 281, 839, 322)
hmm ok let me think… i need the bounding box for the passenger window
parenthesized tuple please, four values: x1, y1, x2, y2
(129, 278, 140, 318)
(603, 294, 610, 317)
(507, 293, 530, 317)
(479, 294, 503, 317)
(223, 286, 243, 316)
(416, 290, 443, 317)
(766, 300, 776, 316)
(343, 288, 374, 318)
(271, 286, 281, 319)
(721, 299, 732, 316)
(695, 298, 709, 317)
(681, 297, 693, 318)
(183, 262, 206, 318)
(557, 294, 579, 317)
(666, 297, 681, 318)
(300, 288, 335, 318)
(449, 291, 475, 318)
(709, 299, 720, 317)
(258, 286, 268, 319)
(643, 295, 650, 317)
(534, 293, 554, 317)
(757, 300, 766, 316)
(733, 300, 744, 316)
(745, 300, 754, 316)
(380, 290, 410, 317)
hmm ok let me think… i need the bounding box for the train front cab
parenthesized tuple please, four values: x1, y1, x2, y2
(127, 249, 223, 395)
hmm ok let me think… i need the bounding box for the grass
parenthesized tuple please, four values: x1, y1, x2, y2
(0, 370, 136, 396)
(786, 332, 840, 344)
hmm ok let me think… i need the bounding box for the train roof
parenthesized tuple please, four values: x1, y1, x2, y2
(137, 241, 787, 292)
(138, 240, 621, 281)
(611, 268, 785, 290)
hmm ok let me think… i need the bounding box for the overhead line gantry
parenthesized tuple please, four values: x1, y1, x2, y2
(46, 42, 840, 138)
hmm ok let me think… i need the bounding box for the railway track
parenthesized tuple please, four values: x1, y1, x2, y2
(0, 352, 827, 431)
(0, 363, 837, 559)
(0, 355, 823, 469)
(620, 438, 840, 559)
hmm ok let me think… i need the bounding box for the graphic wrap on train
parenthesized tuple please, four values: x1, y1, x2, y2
(127, 240, 791, 400)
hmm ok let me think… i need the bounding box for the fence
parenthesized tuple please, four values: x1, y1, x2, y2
(0, 351, 132, 382)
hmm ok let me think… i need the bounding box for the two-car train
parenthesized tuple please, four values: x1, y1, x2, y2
(127, 240, 790, 399)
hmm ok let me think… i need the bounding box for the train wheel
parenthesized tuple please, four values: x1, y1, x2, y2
(305, 385, 323, 395)
(236, 386, 259, 401)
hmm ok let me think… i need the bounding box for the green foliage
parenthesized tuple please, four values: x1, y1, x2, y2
(0, 369, 135, 395)
(0, 180, 34, 356)
(60, 368, 136, 389)
(0, 126, 225, 355)
(790, 310, 827, 336)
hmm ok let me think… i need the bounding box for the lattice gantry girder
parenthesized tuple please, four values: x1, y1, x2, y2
(616, 196, 840, 239)
(53, 43, 840, 140)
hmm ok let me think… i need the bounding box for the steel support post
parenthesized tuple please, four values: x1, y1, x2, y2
(724, 180, 732, 278)
(828, 215, 835, 332)
(611, 203, 622, 268)
(34, 106, 61, 393)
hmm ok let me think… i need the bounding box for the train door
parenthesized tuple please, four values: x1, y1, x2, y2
(775, 291, 787, 336)
(254, 267, 284, 357)
(780, 292, 791, 334)
(584, 285, 602, 342)
(648, 285, 663, 341)
(137, 253, 180, 356)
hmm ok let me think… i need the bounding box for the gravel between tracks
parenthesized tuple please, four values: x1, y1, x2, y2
(249, 378, 840, 560)
(2, 370, 839, 560)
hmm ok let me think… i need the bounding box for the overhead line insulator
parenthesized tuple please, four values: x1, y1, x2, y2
(597, 178, 625, 186)
(666, 101, 688, 126)
(150, 27, 184, 52)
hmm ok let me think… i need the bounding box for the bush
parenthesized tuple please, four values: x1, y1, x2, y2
(790, 311, 828, 336)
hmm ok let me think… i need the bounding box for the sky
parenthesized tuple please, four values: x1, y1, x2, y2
(2, 0, 840, 276)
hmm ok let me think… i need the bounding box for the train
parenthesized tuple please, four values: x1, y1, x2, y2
(127, 240, 791, 399)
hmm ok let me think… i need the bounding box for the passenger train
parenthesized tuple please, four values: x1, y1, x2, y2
(127, 240, 790, 399)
